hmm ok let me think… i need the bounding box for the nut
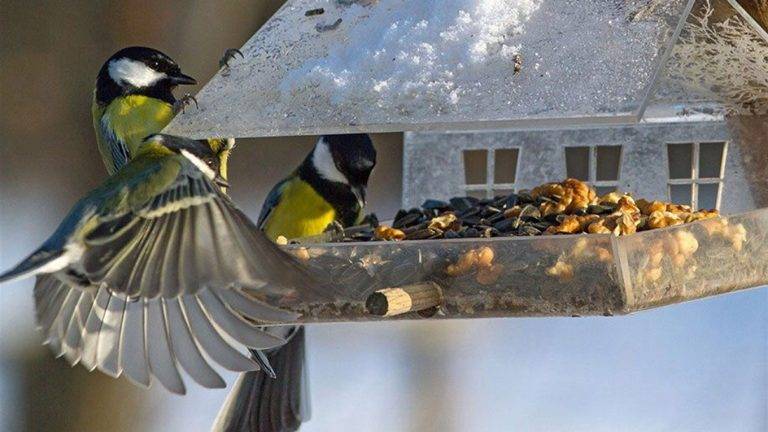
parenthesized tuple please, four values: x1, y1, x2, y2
(595, 247, 612, 263)
(476, 264, 504, 285)
(476, 247, 495, 268)
(673, 231, 699, 257)
(292, 247, 311, 261)
(546, 261, 574, 281)
(374, 225, 406, 241)
(429, 213, 459, 231)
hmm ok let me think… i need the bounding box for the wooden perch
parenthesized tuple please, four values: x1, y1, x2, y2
(365, 282, 443, 317)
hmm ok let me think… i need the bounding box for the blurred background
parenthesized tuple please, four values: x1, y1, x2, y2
(0, 1, 765, 431)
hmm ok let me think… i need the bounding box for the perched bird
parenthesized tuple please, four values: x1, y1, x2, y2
(0, 134, 322, 394)
(92, 46, 197, 175)
(213, 134, 377, 432)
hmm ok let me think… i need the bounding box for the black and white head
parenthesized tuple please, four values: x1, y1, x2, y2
(309, 134, 377, 204)
(145, 134, 230, 189)
(96, 46, 196, 104)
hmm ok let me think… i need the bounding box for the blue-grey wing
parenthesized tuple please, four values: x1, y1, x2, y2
(30, 162, 325, 394)
(96, 115, 130, 175)
(257, 176, 291, 230)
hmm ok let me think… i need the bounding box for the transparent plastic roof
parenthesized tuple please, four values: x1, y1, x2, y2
(166, 0, 691, 138)
(648, 0, 768, 116)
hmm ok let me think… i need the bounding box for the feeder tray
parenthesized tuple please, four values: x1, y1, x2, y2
(263, 207, 768, 323)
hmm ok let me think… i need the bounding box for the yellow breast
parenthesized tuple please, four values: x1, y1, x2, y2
(263, 178, 337, 241)
(96, 95, 174, 172)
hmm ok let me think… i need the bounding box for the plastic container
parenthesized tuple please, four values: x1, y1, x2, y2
(279, 208, 768, 323)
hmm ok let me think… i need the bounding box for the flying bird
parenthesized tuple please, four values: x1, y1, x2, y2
(0, 134, 321, 394)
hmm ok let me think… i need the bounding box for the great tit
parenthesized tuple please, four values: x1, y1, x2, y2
(213, 134, 377, 432)
(0, 134, 322, 394)
(93, 47, 197, 175)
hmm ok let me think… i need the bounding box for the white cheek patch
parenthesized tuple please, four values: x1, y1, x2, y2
(180, 149, 216, 180)
(312, 138, 348, 184)
(108, 58, 165, 88)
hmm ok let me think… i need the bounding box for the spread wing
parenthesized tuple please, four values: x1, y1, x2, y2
(82, 168, 315, 299)
(31, 155, 323, 394)
(33, 275, 304, 394)
(257, 177, 291, 229)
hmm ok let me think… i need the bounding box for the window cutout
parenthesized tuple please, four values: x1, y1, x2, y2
(595, 186, 617, 197)
(565, 147, 589, 181)
(667, 144, 693, 179)
(596, 146, 621, 181)
(699, 142, 725, 178)
(698, 183, 720, 210)
(461, 148, 521, 198)
(494, 149, 519, 184)
(666, 141, 726, 211)
(463, 150, 487, 185)
(669, 184, 693, 206)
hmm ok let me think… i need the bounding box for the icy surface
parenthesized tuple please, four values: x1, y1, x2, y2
(651, 0, 768, 115)
(166, 0, 688, 138)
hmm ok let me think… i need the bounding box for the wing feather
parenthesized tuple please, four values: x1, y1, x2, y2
(146, 299, 186, 394)
(36, 282, 69, 338)
(180, 295, 257, 372)
(80, 287, 111, 371)
(164, 297, 226, 388)
(158, 207, 183, 297)
(120, 298, 150, 387)
(62, 289, 95, 366)
(216, 289, 298, 324)
(197, 289, 285, 350)
(51, 290, 82, 357)
(96, 293, 127, 377)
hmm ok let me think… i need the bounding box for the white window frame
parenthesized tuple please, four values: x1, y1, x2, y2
(462, 148, 522, 198)
(564, 145, 623, 191)
(666, 141, 728, 210)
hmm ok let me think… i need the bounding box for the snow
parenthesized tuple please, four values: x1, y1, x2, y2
(166, 0, 690, 138)
(280, 0, 541, 112)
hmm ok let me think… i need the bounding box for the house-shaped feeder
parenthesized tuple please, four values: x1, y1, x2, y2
(166, 0, 768, 322)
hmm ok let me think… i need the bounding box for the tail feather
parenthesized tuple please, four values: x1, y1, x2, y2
(0, 248, 65, 284)
(212, 327, 308, 432)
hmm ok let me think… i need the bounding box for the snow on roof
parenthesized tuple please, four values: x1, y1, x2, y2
(166, 0, 690, 138)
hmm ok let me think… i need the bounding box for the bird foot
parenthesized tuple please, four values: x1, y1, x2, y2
(219, 48, 244, 71)
(173, 94, 198, 114)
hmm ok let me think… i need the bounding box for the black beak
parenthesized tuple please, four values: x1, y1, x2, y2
(168, 72, 197, 86)
(214, 175, 230, 189)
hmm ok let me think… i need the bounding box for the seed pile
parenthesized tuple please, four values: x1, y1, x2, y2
(340, 178, 722, 242)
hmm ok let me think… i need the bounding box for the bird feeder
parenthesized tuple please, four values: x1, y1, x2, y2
(165, 0, 768, 322)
